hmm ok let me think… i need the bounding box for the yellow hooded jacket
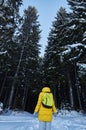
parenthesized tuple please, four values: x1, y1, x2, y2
(34, 87, 57, 122)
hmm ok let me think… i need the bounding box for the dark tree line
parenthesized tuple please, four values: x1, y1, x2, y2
(0, 0, 86, 113)
(43, 0, 86, 111)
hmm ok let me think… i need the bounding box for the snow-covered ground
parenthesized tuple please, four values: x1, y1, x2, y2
(0, 110, 86, 130)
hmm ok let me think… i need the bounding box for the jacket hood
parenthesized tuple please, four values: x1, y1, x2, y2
(42, 87, 51, 92)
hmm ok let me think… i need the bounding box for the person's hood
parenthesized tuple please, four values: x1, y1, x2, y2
(42, 87, 51, 92)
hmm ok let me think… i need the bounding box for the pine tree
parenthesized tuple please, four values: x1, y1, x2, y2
(12, 6, 41, 111)
(43, 7, 72, 108)
(67, 0, 86, 43)
(67, 0, 86, 111)
(68, 0, 86, 109)
(0, 0, 22, 109)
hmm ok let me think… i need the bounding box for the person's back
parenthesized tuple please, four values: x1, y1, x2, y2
(34, 85, 57, 130)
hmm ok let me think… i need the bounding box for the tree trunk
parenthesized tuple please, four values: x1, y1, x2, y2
(0, 71, 8, 99)
(67, 72, 74, 109)
(74, 63, 82, 110)
(22, 85, 29, 110)
(7, 44, 25, 109)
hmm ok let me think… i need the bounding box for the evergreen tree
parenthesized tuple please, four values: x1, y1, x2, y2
(12, 6, 41, 112)
(0, 0, 22, 109)
(43, 7, 71, 108)
(67, 0, 86, 111)
(67, 0, 86, 43)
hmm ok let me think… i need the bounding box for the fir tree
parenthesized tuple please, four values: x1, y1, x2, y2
(67, 0, 86, 111)
(43, 7, 71, 108)
(12, 6, 41, 111)
(0, 0, 22, 109)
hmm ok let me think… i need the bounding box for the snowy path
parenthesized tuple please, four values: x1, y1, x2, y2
(0, 111, 86, 130)
(0, 116, 38, 130)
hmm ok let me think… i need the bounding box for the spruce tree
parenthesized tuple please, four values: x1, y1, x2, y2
(43, 7, 71, 108)
(0, 0, 22, 109)
(67, 0, 86, 111)
(67, 0, 86, 43)
(13, 6, 41, 111)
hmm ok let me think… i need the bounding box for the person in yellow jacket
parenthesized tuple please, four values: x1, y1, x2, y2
(34, 85, 57, 130)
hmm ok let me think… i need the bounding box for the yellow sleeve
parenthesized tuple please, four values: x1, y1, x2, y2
(52, 95, 57, 113)
(34, 92, 42, 112)
(52, 102, 57, 113)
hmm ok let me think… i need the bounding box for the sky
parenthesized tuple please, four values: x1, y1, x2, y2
(20, 0, 70, 56)
(0, 110, 86, 130)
